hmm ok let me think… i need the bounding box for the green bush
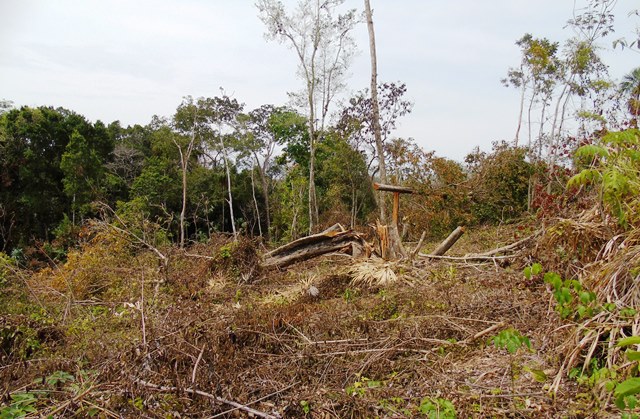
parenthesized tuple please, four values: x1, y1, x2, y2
(569, 129, 640, 228)
(466, 143, 533, 224)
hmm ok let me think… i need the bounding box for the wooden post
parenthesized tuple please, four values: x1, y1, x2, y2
(373, 183, 413, 228)
(392, 192, 400, 225)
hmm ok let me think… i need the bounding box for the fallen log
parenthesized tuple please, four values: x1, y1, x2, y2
(262, 224, 369, 269)
(430, 226, 465, 256)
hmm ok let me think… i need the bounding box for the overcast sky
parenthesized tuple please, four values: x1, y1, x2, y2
(1, 0, 638, 161)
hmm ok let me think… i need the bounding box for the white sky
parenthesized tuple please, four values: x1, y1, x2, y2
(1, 0, 638, 161)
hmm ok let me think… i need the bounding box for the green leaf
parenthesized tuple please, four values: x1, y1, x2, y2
(618, 336, 640, 347)
(616, 394, 627, 410)
(366, 380, 381, 388)
(524, 367, 547, 383)
(568, 169, 603, 189)
(531, 263, 542, 275)
(615, 378, 640, 398)
(627, 350, 640, 361)
(576, 144, 609, 159)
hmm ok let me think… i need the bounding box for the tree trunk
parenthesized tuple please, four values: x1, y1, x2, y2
(173, 130, 195, 249)
(309, 138, 318, 233)
(262, 224, 368, 269)
(515, 71, 527, 147)
(179, 153, 187, 248)
(219, 135, 237, 239)
(259, 161, 271, 240)
(250, 165, 263, 238)
(307, 79, 319, 234)
(364, 0, 387, 223)
(252, 150, 272, 241)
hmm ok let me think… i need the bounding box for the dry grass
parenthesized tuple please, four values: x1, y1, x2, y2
(347, 259, 398, 288)
(1, 221, 636, 417)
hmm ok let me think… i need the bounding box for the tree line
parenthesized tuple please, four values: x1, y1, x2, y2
(0, 86, 543, 257)
(0, 0, 637, 259)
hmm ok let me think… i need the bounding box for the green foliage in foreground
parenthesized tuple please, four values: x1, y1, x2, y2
(569, 129, 640, 228)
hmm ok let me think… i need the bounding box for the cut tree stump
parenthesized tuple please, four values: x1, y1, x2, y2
(373, 183, 413, 260)
(262, 224, 370, 269)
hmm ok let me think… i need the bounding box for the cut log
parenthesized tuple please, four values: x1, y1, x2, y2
(430, 226, 465, 256)
(262, 225, 368, 269)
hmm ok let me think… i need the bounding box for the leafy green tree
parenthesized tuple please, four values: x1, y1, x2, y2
(0, 106, 112, 250)
(466, 143, 533, 224)
(236, 105, 301, 239)
(60, 130, 104, 223)
(198, 94, 244, 239)
(172, 96, 205, 248)
(316, 132, 375, 228)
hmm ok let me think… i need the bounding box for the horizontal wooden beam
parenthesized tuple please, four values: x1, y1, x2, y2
(373, 183, 414, 194)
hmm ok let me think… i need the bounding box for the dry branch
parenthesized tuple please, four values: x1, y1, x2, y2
(134, 378, 282, 419)
(418, 254, 516, 262)
(430, 226, 465, 256)
(411, 231, 427, 259)
(469, 233, 537, 257)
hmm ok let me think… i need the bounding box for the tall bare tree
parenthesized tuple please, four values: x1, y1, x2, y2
(173, 97, 201, 248)
(364, 0, 387, 222)
(361, 0, 405, 259)
(257, 0, 358, 234)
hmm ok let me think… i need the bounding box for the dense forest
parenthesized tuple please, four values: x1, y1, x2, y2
(0, 87, 536, 256)
(1, 0, 640, 417)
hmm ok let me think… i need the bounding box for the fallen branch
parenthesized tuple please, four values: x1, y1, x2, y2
(418, 253, 516, 262)
(465, 321, 506, 343)
(191, 343, 206, 383)
(430, 226, 465, 256)
(134, 378, 281, 419)
(210, 381, 298, 419)
(411, 231, 427, 259)
(467, 233, 537, 257)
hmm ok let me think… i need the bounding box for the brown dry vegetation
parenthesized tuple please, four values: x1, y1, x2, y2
(0, 217, 638, 418)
